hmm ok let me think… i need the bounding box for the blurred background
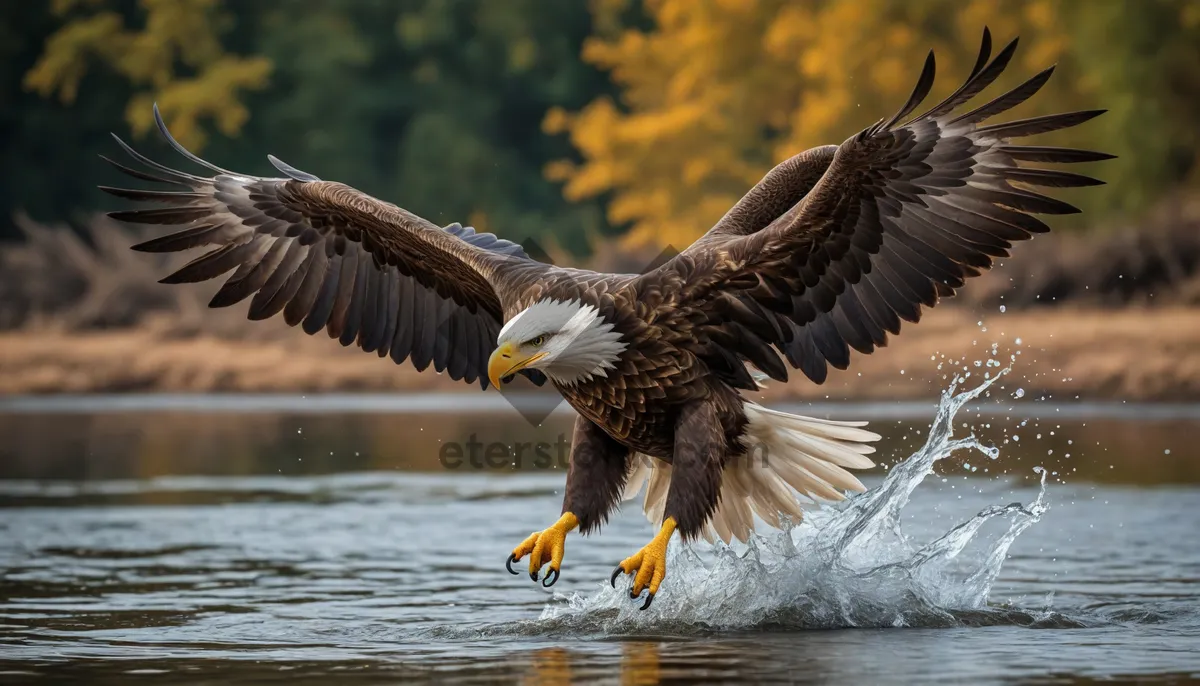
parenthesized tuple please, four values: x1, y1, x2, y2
(2, 4, 1200, 681)
(2, 0, 1200, 400)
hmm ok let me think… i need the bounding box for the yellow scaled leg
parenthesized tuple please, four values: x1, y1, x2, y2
(610, 517, 677, 610)
(507, 512, 578, 587)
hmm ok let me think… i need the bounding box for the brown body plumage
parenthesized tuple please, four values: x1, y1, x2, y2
(104, 29, 1110, 608)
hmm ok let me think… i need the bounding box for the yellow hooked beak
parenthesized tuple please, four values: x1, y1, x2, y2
(488, 341, 547, 389)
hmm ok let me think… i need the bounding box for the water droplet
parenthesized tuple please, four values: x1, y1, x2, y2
(1014, 388, 1025, 399)
(999, 305, 1006, 313)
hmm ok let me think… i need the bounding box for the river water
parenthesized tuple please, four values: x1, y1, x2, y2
(1, 376, 1198, 684)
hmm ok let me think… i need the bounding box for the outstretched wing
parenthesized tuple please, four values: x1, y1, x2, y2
(659, 28, 1112, 387)
(103, 106, 548, 388)
(683, 144, 837, 252)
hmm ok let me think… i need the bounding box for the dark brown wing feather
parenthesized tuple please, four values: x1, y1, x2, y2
(103, 106, 548, 388)
(684, 145, 838, 250)
(652, 28, 1113, 386)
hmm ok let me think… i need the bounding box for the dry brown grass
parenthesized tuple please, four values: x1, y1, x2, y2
(2, 307, 1197, 400)
(755, 306, 1200, 402)
(2, 202, 1200, 398)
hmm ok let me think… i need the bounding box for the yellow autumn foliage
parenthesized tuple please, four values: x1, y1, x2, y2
(553, 0, 1200, 248)
(24, 0, 271, 150)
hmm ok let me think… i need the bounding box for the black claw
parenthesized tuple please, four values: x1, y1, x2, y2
(506, 553, 520, 575)
(610, 566, 623, 588)
(629, 589, 640, 600)
(529, 568, 539, 582)
(542, 567, 560, 587)
(640, 593, 655, 611)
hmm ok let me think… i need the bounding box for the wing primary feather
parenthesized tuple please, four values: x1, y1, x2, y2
(913, 199, 1025, 245)
(947, 66, 1055, 127)
(832, 291, 882, 352)
(99, 154, 190, 187)
(284, 245, 328, 327)
(109, 134, 207, 184)
(873, 255, 931, 316)
(864, 266, 922, 322)
(302, 252, 342, 334)
(390, 276, 415, 365)
(447, 311, 468, 378)
(99, 186, 205, 203)
(887, 223, 967, 287)
(808, 315, 851, 370)
(339, 249, 371, 346)
(365, 264, 392, 353)
(107, 207, 215, 225)
(326, 248, 360, 338)
(130, 224, 221, 253)
(881, 50, 936, 131)
(971, 187, 1080, 215)
(160, 241, 259, 284)
(910, 33, 1018, 123)
(443, 309, 464, 377)
(997, 146, 1116, 164)
(378, 267, 401, 358)
(459, 313, 479, 381)
(477, 319, 496, 388)
(932, 194, 1050, 237)
(974, 110, 1106, 139)
(357, 260, 382, 351)
(959, 27, 994, 84)
(206, 237, 279, 307)
(851, 275, 902, 335)
(152, 103, 235, 175)
(248, 241, 309, 321)
(410, 292, 435, 372)
(997, 167, 1105, 188)
(432, 297, 451, 373)
(781, 322, 827, 384)
(877, 242, 938, 307)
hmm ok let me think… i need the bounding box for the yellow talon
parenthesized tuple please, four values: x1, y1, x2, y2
(507, 512, 578, 587)
(611, 517, 676, 610)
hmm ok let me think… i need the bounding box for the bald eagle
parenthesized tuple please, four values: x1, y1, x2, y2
(104, 29, 1108, 609)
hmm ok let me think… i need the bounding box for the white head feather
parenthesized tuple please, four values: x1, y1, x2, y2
(497, 299, 626, 385)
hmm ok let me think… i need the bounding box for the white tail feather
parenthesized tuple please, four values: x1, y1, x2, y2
(622, 403, 880, 544)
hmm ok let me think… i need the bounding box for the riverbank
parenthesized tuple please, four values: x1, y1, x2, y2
(3, 306, 1197, 401)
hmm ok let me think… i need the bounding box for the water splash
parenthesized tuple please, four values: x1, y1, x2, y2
(534, 370, 1057, 633)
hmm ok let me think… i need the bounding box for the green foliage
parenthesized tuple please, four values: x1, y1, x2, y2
(4, 0, 1199, 254)
(2, 0, 615, 252)
(23, 0, 272, 149)
(1054, 0, 1200, 214)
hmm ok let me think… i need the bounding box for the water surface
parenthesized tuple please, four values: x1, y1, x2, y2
(1, 381, 1198, 684)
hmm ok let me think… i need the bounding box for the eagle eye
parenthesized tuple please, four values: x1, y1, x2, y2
(525, 334, 546, 347)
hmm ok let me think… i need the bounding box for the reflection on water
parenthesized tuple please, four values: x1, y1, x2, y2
(1, 392, 1199, 683)
(0, 396, 1197, 485)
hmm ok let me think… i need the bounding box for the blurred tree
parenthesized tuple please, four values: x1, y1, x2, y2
(551, 0, 1200, 248)
(3, 0, 616, 253)
(1053, 0, 1200, 213)
(24, 0, 271, 150)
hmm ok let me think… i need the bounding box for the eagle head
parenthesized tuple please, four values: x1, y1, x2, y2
(488, 299, 626, 388)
